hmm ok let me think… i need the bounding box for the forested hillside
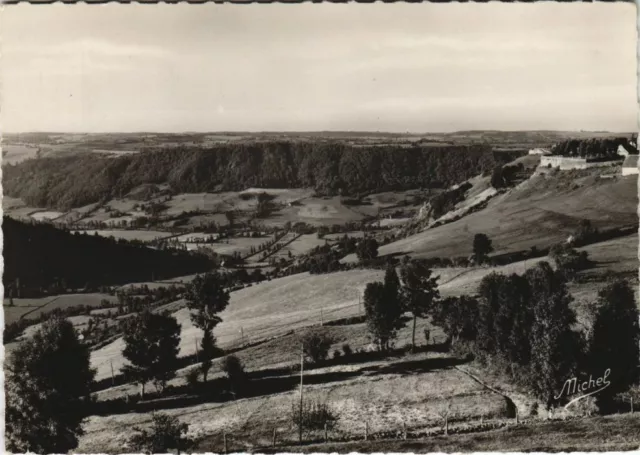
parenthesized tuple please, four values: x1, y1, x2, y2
(3, 142, 509, 210)
(550, 137, 635, 159)
(2, 217, 212, 294)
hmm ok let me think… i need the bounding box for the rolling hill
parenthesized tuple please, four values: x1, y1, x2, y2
(346, 168, 637, 261)
(3, 141, 506, 210)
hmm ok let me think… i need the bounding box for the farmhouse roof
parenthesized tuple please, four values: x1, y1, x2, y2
(622, 154, 639, 168)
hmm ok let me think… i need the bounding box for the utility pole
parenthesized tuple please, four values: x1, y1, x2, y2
(240, 327, 244, 346)
(320, 309, 324, 326)
(299, 342, 304, 444)
(194, 336, 199, 362)
(110, 360, 115, 386)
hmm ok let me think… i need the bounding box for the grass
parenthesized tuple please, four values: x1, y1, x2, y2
(4, 293, 118, 357)
(89, 269, 385, 381)
(191, 236, 273, 256)
(353, 171, 637, 261)
(269, 234, 327, 259)
(2, 143, 39, 164)
(30, 210, 65, 221)
(3, 293, 117, 325)
(274, 413, 640, 453)
(89, 229, 638, 383)
(71, 229, 172, 242)
(78, 350, 506, 453)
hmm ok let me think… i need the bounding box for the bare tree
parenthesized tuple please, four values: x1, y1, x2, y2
(435, 401, 454, 436)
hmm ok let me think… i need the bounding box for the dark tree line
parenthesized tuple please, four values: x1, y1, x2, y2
(433, 264, 639, 409)
(550, 137, 635, 159)
(3, 217, 213, 295)
(3, 141, 508, 210)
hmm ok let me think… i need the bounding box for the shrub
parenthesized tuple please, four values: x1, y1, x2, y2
(332, 349, 342, 359)
(341, 343, 353, 357)
(129, 413, 192, 454)
(550, 243, 590, 279)
(222, 355, 246, 385)
(185, 369, 200, 390)
(291, 399, 339, 433)
(301, 330, 336, 364)
(570, 396, 599, 417)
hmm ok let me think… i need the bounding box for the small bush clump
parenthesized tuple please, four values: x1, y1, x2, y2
(291, 399, 339, 432)
(301, 330, 336, 364)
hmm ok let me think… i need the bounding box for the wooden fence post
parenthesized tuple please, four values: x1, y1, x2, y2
(324, 422, 328, 442)
(444, 416, 448, 436)
(364, 422, 368, 441)
(272, 427, 277, 447)
(402, 421, 407, 440)
(631, 397, 634, 413)
(515, 407, 519, 425)
(223, 431, 227, 454)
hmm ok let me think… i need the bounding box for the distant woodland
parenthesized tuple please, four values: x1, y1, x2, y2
(3, 142, 517, 210)
(551, 137, 635, 159)
(2, 217, 212, 295)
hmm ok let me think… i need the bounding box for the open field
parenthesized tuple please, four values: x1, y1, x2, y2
(324, 231, 367, 241)
(70, 229, 172, 242)
(186, 236, 272, 256)
(4, 293, 118, 357)
(269, 234, 327, 259)
(4, 293, 117, 325)
(88, 229, 638, 382)
(275, 413, 640, 454)
(79, 350, 507, 453)
(345, 171, 637, 261)
(378, 217, 412, 227)
(89, 269, 385, 381)
(2, 143, 40, 164)
(30, 210, 65, 221)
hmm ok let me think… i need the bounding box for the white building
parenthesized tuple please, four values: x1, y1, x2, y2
(622, 155, 639, 176)
(528, 148, 551, 156)
(617, 144, 630, 157)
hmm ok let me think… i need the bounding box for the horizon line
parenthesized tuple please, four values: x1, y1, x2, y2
(4, 129, 636, 136)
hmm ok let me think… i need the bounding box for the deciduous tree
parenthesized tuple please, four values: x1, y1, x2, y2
(185, 272, 230, 382)
(356, 237, 379, 262)
(589, 279, 640, 403)
(525, 262, 580, 408)
(122, 310, 181, 398)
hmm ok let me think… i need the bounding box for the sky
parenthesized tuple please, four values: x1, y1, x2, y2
(1, 3, 637, 133)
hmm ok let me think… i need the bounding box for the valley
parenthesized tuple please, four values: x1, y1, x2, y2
(4, 131, 639, 454)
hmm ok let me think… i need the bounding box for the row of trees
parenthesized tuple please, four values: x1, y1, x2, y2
(361, 255, 638, 410)
(433, 265, 639, 408)
(551, 137, 635, 159)
(364, 261, 440, 352)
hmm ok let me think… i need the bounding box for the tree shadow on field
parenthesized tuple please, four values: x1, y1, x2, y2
(358, 356, 468, 377)
(93, 353, 470, 416)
